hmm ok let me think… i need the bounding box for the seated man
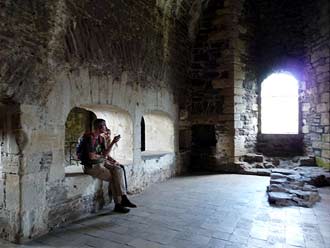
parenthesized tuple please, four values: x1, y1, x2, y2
(82, 118, 136, 213)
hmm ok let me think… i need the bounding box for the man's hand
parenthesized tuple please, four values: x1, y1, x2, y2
(89, 152, 105, 161)
(112, 135, 121, 144)
(106, 156, 120, 166)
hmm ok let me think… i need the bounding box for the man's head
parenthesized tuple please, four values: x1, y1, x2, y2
(93, 118, 107, 132)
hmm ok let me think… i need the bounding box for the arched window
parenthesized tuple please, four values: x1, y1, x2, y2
(261, 72, 299, 134)
(64, 107, 96, 166)
(141, 117, 145, 151)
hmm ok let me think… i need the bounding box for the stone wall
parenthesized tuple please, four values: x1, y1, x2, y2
(255, 0, 305, 80)
(0, 0, 197, 243)
(187, 0, 258, 171)
(257, 134, 304, 157)
(233, 0, 258, 159)
(301, 0, 330, 168)
(254, 0, 314, 159)
(188, 0, 234, 171)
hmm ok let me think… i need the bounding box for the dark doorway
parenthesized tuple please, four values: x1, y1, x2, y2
(190, 125, 217, 171)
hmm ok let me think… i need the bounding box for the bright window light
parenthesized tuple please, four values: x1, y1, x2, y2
(261, 72, 299, 134)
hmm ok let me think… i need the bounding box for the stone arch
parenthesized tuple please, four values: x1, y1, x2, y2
(257, 71, 304, 157)
(260, 72, 299, 134)
(64, 107, 97, 167)
(80, 104, 134, 164)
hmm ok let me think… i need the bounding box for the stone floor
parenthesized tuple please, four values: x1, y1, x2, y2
(1, 174, 330, 248)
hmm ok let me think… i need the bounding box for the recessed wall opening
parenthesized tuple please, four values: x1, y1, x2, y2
(64, 107, 96, 167)
(64, 105, 134, 174)
(192, 125, 217, 147)
(142, 112, 174, 155)
(261, 72, 299, 134)
(191, 124, 217, 171)
(141, 117, 145, 152)
(80, 105, 134, 164)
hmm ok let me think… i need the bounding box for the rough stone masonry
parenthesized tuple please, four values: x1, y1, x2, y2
(0, 0, 329, 244)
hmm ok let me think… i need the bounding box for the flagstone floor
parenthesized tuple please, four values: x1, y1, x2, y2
(1, 174, 330, 248)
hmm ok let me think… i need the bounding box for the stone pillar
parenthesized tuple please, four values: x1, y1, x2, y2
(210, 0, 236, 166)
(230, 0, 258, 160)
(0, 103, 22, 243)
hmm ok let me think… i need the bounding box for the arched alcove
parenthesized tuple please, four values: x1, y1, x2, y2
(141, 112, 174, 154)
(64, 107, 97, 167)
(80, 104, 134, 164)
(64, 105, 133, 174)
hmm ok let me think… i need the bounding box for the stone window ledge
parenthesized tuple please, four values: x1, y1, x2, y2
(141, 151, 173, 160)
(65, 165, 85, 177)
(65, 159, 133, 177)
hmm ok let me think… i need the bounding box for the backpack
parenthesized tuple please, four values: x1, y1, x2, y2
(76, 133, 91, 165)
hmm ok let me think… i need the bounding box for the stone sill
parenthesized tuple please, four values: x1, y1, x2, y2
(141, 151, 173, 160)
(65, 165, 85, 177)
(65, 159, 133, 177)
(259, 133, 303, 137)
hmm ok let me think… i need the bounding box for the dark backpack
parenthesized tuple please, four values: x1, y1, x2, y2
(76, 133, 91, 165)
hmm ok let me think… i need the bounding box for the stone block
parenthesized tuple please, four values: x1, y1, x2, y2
(234, 120, 243, 128)
(233, 87, 245, 96)
(234, 71, 245, 82)
(302, 103, 311, 112)
(326, 126, 330, 133)
(212, 79, 232, 89)
(2, 164, 19, 174)
(234, 103, 245, 113)
(29, 131, 57, 153)
(302, 125, 309, 133)
(311, 46, 329, 63)
(271, 168, 295, 175)
(323, 134, 330, 142)
(5, 174, 20, 211)
(321, 112, 330, 125)
(315, 126, 324, 133)
(316, 64, 329, 74)
(300, 156, 316, 166)
(321, 149, 330, 159)
(312, 141, 322, 149)
(238, 25, 247, 34)
(319, 82, 330, 92)
(317, 103, 329, 112)
(22, 173, 47, 210)
(243, 153, 264, 163)
(320, 92, 330, 103)
(310, 133, 322, 141)
(0, 178, 4, 208)
(234, 95, 243, 103)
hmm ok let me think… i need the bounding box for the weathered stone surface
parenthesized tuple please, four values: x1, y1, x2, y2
(0, 0, 329, 244)
(300, 156, 316, 166)
(271, 168, 295, 175)
(243, 153, 264, 163)
(267, 166, 330, 207)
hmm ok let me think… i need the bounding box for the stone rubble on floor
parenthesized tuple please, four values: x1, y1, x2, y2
(236, 153, 330, 207)
(267, 167, 330, 207)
